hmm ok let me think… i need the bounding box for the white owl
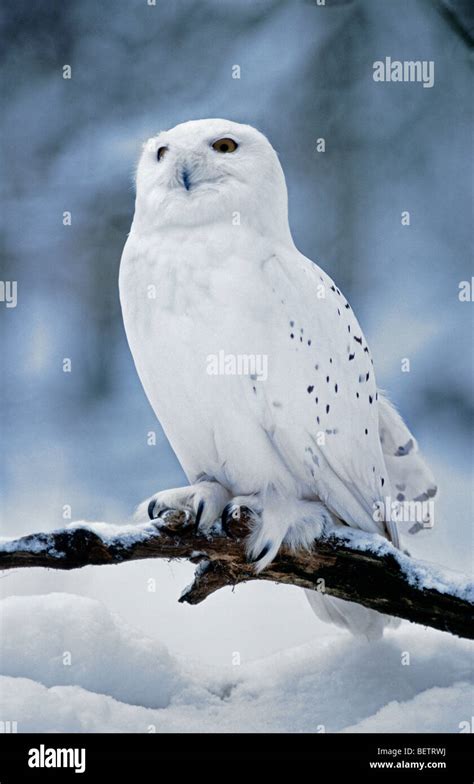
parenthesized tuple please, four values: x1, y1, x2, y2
(119, 119, 437, 638)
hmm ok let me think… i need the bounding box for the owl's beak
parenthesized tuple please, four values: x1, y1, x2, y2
(179, 167, 192, 192)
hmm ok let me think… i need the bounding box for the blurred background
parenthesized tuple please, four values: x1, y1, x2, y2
(1, 0, 472, 666)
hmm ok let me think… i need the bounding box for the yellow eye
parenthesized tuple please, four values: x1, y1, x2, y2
(156, 146, 168, 161)
(212, 138, 238, 153)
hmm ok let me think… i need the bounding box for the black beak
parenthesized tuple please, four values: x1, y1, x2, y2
(181, 168, 192, 191)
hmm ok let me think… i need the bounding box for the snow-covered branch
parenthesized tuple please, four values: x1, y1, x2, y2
(1, 511, 472, 639)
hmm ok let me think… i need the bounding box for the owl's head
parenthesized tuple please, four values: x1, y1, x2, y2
(134, 119, 292, 243)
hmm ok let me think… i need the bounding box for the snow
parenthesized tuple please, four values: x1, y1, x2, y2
(0, 594, 183, 709)
(332, 530, 474, 603)
(0, 521, 157, 554)
(342, 684, 472, 734)
(0, 534, 62, 555)
(69, 521, 151, 539)
(1, 593, 472, 733)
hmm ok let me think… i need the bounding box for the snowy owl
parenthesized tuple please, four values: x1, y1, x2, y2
(119, 119, 437, 638)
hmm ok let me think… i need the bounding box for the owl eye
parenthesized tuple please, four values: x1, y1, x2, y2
(212, 138, 238, 153)
(156, 146, 168, 161)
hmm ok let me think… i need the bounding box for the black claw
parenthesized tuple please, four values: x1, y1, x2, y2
(149, 503, 175, 522)
(221, 503, 234, 538)
(250, 542, 272, 564)
(194, 499, 205, 532)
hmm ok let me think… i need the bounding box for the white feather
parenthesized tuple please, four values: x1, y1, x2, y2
(119, 119, 436, 638)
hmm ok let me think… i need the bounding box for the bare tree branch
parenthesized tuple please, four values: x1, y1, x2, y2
(1, 511, 472, 639)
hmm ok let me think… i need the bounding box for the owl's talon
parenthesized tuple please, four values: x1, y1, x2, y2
(148, 503, 193, 524)
(221, 503, 236, 538)
(169, 508, 193, 525)
(250, 541, 272, 565)
(148, 499, 159, 520)
(194, 499, 205, 532)
(221, 503, 255, 538)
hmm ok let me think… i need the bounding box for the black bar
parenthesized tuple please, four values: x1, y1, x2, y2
(0, 733, 472, 779)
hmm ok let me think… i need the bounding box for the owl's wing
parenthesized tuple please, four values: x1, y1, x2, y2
(378, 394, 437, 533)
(257, 252, 394, 539)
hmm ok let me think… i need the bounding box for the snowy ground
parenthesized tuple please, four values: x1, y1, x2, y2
(1, 592, 472, 733)
(1, 450, 472, 734)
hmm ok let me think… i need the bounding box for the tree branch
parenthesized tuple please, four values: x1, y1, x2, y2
(1, 511, 472, 639)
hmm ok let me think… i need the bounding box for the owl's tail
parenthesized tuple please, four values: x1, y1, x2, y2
(304, 590, 400, 640)
(303, 507, 400, 641)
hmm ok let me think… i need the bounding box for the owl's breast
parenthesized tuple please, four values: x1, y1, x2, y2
(118, 225, 280, 481)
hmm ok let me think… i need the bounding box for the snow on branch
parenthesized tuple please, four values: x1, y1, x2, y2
(1, 511, 472, 639)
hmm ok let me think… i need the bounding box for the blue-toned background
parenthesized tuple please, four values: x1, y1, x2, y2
(1, 0, 472, 663)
